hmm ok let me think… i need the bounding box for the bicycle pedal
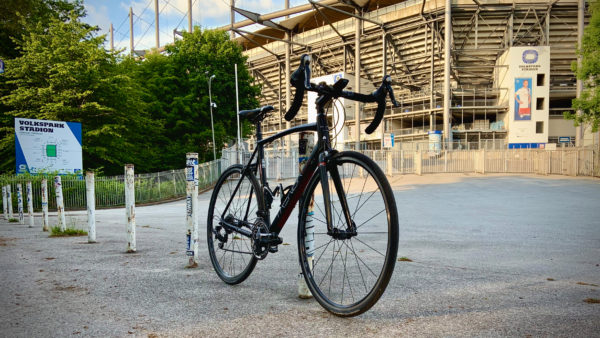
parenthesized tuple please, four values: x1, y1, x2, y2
(268, 246, 278, 253)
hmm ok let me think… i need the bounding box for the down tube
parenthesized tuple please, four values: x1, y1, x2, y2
(269, 154, 319, 234)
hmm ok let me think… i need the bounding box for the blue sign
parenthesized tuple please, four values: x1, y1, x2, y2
(0, 59, 4, 74)
(391, 133, 394, 147)
(522, 50, 538, 64)
(558, 137, 571, 143)
(15, 118, 82, 175)
(508, 143, 546, 149)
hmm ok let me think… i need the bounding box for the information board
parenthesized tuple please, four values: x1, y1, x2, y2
(15, 118, 82, 175)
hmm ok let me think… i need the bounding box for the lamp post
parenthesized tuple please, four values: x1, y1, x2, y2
(207, 73, 217, 161)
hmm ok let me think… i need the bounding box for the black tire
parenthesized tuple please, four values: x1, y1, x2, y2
(207, 165, 263, 284)
(297, 151, 399, 316)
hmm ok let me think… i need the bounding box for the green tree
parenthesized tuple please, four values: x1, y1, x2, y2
(136, 28, 260, 165)
(567, 0, 600, 132)
(0, 0, 85, 59)
(1, 13, 159, 175)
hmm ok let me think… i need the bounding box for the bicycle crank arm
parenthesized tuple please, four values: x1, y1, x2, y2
(219, 219, 253, 238)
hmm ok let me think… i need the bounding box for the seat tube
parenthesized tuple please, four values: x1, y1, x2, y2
(256, 121, 267, 186)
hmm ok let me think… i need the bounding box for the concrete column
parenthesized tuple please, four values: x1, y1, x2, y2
(545, 9, 550, 45)
(443, 0, 452, 146)
(576, 0, 584, 146)
(508, 12, 513, 47)
(26, 181, 33, 228)
(415, 151, 422, 175)
(185, 153, 199, 267)
(17, 183, 24, 224)
(430, 23, 435, 131)
(54, 176, 66, 231)
(2, 186, 7, 220)
(382, 32, 387, 77)
(41, 179, 49, 231)
(386, 151, 394, 176)
(6, 185, 13, 219)
(125, 164, 136, 253)
(86, 172, 96, 243)
(354, 12, 362, 151)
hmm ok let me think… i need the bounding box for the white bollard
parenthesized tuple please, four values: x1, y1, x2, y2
(54, 176, 66, 232)
(86, 171, 96, 243)
(297, 132, 315, 299)
(17, 183, 24, 224)
(2, 186, 7, 220)
(7, 185, 13, 219)
(41, 179, 49, 231)
(26, 181, 34, 228)
(185, 153, 199, 267)
(125, 164, 136, 253)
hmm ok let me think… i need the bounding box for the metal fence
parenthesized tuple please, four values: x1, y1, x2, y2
(2, 148, 596, 214)
(0, 160, 223, 212)
(222, 147, 598, 179)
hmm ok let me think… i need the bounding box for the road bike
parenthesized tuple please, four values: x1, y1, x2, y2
(207, 54, 400, 317)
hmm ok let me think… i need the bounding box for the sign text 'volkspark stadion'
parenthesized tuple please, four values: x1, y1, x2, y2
(14, 118, 83, 175)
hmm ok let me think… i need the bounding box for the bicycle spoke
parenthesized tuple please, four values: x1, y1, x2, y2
(349, 239, 369, 294)
(355, 209, 386, 230)
(341, 240, 379, 278)
(352, 236, 386, 257)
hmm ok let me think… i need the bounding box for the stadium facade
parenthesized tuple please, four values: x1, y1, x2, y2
(223, 0, 594, 151)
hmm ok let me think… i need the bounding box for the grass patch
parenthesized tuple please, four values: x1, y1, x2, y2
(398, 257, 413, 262)
(584, 298, 600, 304)
(577, 282, 599, 287)
(547, 278, 555, 281)
(49, 226, 87, 237)
(8, 218, 18, 223)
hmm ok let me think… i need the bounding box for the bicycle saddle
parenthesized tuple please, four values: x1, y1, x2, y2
(239, 105, 274, 123)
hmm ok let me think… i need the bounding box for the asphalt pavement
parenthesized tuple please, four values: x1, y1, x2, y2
(0, 174, 598, 337)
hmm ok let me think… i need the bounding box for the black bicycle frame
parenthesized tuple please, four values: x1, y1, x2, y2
(220, 95, 355, 237)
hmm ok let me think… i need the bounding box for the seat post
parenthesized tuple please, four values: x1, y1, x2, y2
(256, 121, 267, 186)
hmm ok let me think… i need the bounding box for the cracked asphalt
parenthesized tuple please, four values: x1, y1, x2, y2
(0, 174, 599, 337)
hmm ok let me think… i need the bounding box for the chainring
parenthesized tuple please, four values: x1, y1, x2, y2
(251, 218, 270, 260)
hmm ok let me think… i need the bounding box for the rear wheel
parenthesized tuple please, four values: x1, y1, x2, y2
(297, 151, 398, 316)
(207, 165, 262, 284)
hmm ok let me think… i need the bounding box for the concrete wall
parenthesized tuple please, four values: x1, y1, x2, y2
(496, 46, 550, 146)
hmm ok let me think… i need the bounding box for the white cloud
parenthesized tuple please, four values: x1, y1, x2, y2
(84, 2, 112, 33)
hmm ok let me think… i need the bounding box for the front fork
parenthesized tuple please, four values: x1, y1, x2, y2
(318, 151, 356, 239)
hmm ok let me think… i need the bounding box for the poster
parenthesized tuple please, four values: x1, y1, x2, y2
(14, 118, 82, 175)
(514, 78, 532, 121)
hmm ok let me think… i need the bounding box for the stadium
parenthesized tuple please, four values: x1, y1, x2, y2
(221, 0, 593, 152)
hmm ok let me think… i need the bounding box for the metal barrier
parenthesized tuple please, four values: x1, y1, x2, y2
(0, 148, 596, 213)
(0, 160, 224, 212)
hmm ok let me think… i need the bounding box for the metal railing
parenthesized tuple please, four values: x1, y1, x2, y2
(0, 160, 224, 212)
(221, 147, 598, 178)
(3, 148, 596, 214)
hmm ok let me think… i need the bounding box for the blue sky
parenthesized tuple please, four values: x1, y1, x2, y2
(81, 0, 306, 52)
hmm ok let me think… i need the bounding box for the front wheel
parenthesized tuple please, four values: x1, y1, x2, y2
(297, 151, 399, 316)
